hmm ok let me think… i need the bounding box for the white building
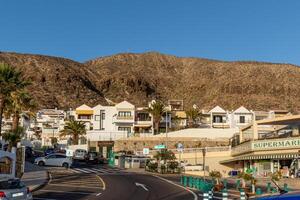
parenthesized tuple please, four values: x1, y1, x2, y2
(29, 109, 65, 146)
(209, 106, 255, 129)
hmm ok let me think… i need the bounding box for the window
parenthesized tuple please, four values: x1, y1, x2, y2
(56, 155, 66, 158)
(118, 127, 131, 133)
(95, 115, 100, 121)
(240, 116, 245, 123)
(78, 115, 91, 120)
(118, 111, 131, 117)
(213, 115, 223, 123)
(101, 112, 105, 120)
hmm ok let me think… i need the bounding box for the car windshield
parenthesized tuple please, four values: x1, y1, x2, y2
(0, 179, 24, 189)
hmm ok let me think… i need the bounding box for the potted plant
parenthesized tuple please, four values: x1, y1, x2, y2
(209, 170, 223, 191)
(238, 172, 257, 196)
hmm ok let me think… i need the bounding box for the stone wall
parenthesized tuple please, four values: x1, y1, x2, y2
(114, 137, 230, 152)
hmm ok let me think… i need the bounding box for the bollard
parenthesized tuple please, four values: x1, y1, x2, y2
(189, 177, 194, 188)
(183, 176, 187, 187)
(240, 189, 246, 200)
(223, 179, 228, 189)
(194, 178, 199, 189)
(236, 179, 241, 190)
(222, 189, 228, 200)
(203, 192, 209, 200)
(284, 183, 289, 192)
(208, 190, 213, 200)
(256, 187, 262, 195)
(180, 176, 183, 185)
(267, 182, 271, 193)
(271, 187, 277, 193)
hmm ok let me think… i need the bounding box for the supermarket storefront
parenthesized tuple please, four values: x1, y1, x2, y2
(221, 115, 300, 177)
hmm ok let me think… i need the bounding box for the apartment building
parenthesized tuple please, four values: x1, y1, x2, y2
(29, 109, 65, 146)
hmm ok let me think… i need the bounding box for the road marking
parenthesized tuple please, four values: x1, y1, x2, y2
(96, 175, 106, 190)
(96, 192, 102, 196)
(48, 183, 103, 189)
(152, 175, 198, 200)
(73, 168, 91, 173)
(83, 168, 98, 173)
(135, 182, 149, 191)
(38, 189, 93, 195)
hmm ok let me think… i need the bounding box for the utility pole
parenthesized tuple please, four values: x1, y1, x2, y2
(202, 147, 206, 178)
(165, 111, 168, 149)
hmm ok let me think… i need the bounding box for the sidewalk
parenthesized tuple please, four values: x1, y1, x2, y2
(21, 161, 49, 192)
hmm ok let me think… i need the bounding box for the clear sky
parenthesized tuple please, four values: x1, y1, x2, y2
(1, 0, 300, 65)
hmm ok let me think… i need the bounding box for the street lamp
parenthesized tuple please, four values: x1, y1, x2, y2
(202, 147, 207, 177)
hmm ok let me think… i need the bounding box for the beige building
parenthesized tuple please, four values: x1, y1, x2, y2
(221, 114, 300, 177)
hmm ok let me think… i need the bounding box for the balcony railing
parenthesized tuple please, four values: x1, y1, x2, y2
(116, 116, 134, 120)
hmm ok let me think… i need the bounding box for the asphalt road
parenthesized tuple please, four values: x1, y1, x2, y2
(32, 164, 196, 200)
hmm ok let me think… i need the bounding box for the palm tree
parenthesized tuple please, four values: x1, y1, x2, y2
(2, 126, 24, 152)
(0, 63, 30, 135)
(60, 120, 86, 145)
(4, 90, 36, 131)
(148, 101, 165, 135)
(185, 107, 200, 128)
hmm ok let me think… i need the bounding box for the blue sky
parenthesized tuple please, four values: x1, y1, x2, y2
(1, 0, 300, 64)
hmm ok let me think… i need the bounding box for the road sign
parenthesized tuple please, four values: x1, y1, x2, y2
(154, 144, 166, 149)
(177, 143, 184, 152)
(143, 148, 150, 155)
(66, 149, 73, 157)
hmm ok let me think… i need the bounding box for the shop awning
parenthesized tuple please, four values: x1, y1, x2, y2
(220, 153, 299, 164)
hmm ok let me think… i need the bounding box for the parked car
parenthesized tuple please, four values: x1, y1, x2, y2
(44, 148, 55, 156)
(85, 152, 100, 164)
(0, 178, 32, 200)
(34, 153, 72, 168)
(73, 149, 87, 161)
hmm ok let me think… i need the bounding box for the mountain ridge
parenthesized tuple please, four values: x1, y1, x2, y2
(0, 51, 299, 111)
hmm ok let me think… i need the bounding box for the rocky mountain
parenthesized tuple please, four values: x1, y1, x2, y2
(87, 52, 300, 111)
(1, 51, 300, 111)
(0, 52, 107, 109)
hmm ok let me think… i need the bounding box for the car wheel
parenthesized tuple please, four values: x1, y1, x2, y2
(62, 163, 69, 168)
(38, 161, 45, 166)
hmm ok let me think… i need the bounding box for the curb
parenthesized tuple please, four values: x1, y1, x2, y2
(30, 170, 50, 192)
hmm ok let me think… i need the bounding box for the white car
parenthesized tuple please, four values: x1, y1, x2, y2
(34, 153, 72, 168)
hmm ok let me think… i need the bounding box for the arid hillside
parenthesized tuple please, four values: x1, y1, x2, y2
(1, 51, 300, 110)
(87, 52, 300, 111)
(0, 52, 107, 109)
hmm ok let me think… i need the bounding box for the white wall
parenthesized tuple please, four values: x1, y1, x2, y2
(92, 105, 117, 131)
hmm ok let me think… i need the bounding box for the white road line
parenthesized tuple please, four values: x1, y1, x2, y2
(92, 168, 107, 173)
(73, 168, 91, 173)
(96, 192, 102, 196)
(83, 168, 98, 173)
(38, 189, 93, 195)
(152, 175, 198, 200)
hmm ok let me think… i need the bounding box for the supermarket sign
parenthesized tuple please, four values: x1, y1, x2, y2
(252, 138, 300, 150)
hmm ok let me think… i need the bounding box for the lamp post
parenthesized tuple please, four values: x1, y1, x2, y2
(202, 147, 207, 177)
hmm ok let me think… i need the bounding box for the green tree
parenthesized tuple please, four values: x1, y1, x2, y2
(185, 107, 200, 128)
(154, 149, 176, 163)
(2, 126, 24, 152)
(4, 90, 36, 131)
(0, 64, 30, 135)
(148, 101, 165, 135)
(60, 120, 86, 145)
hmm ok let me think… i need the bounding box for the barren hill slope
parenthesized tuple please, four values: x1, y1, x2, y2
(0, 52, 107, 109)
(86, 52, 300, 110)
(0, 51, 299, 110)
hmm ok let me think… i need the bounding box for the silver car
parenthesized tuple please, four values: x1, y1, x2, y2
(0, 178, 32, 200)
(34, 153, 72, 168)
